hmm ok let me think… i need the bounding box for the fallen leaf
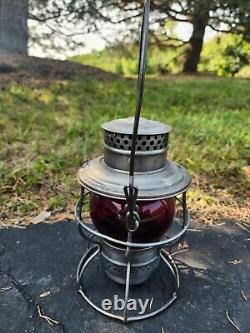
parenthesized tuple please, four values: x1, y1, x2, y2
(241, 291, 248, 301)
(37, 305, 59, 326)
(0, 287, 12, 292)
(33, 211, 51, 224)
(225, 310, 240, 331)
(39, 291, 51, 298)
(228, 260, 242, 265)
(242, 165, 250, 177)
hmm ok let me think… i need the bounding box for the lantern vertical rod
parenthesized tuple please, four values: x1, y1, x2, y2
(124, 3, 150, 315)
(182, 191, 187, 228)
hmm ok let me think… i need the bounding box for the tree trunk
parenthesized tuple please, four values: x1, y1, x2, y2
(183, 14, 209, 73)
(0, 0, 28, 54)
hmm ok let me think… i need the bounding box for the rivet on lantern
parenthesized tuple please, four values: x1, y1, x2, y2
(75, 0, 191, 323)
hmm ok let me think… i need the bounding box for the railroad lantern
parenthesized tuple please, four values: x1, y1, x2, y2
(75, 0, 191, 322)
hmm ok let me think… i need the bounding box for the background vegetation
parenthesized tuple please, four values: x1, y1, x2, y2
(0, 0, 250, 228)
(72, 34, 250, 78)
(0, 75, 249, 227)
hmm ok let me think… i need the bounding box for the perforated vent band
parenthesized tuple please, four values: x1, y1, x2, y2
(104, 131, 169, 152)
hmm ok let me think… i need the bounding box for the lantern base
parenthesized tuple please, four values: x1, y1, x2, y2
(101, 241, 159, 285)
(77, 245, 179, 323)
(75, 188, 190, 322)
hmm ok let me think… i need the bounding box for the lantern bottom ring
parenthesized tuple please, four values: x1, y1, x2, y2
(77, 245, 179, 323)
(75, 188, 190, 321)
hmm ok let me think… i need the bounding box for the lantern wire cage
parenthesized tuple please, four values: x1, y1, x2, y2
(75, 0, 191, 323)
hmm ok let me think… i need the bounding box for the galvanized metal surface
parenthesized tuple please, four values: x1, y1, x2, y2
(101, 241, 159, 285)
(103, 147, 167, 171)
(77, 157, 191, 200)
(104, 132, 169, 152)
(102, 117, 172, 136)
(102, 117, 171, 171)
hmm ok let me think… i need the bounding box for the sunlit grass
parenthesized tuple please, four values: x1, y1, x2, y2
(0, 76, 249, 226)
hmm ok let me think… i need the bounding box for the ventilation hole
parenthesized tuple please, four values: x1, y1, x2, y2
(104, 131, 169, 151)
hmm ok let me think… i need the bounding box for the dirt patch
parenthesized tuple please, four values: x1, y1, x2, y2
(1, 176, 249, 229)
(0, 54, 117, 89)
(190, 175, 250, 226)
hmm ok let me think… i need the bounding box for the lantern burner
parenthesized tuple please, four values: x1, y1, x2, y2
(101, 241, 159, 285)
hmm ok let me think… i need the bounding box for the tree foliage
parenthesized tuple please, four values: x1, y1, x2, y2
(28, 1, 115, 52)
(84, 0, 250, 72)
(4, 0, 250, 71)
(200, 34, 250, 76)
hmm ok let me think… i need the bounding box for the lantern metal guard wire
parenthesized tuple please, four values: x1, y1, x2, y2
(75, 188, 190, 322)
(75, 0, 191, 323)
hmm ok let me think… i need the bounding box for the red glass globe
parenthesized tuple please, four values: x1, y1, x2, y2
(90, 193, 176, 243)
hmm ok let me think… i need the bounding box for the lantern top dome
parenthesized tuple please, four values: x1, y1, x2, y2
(77, 117, 191, 200)
(102, 117, 172, 136)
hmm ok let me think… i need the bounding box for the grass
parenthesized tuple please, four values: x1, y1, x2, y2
(71, 43, 184, 76)
(0, 75, 249, 227)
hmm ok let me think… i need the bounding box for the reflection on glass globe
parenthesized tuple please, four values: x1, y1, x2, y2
(90, 193, 175, 243)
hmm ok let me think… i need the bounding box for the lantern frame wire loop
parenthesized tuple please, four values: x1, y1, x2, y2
(124, 185, 140, 233)
(77, 245, 180, 323)
(75, 187, 190, 250)
(75, 186, 190, 323)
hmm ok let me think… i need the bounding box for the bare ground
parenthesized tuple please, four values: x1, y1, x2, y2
(0, 54, 117, 89)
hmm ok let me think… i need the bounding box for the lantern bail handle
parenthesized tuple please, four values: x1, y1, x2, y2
(124, 0, 151, 231)
(129, 0, 150, 183)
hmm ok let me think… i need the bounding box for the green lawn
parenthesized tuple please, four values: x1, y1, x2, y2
(0, 76, 249, 227)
